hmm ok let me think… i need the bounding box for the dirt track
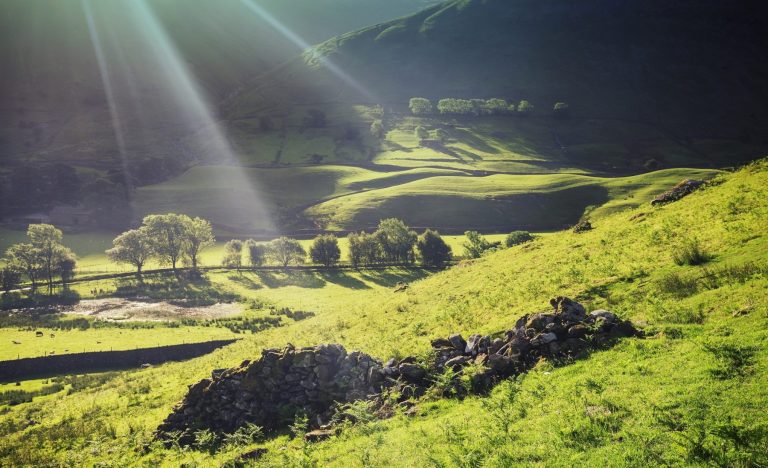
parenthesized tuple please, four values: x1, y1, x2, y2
(66, 299, 242, 322)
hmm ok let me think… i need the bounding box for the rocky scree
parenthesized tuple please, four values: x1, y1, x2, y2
(156, 297, 640, 445)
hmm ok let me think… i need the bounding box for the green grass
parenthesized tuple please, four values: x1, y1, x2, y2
(308, 168, 719, 230)
(0, 327, 237, 361)
(0, 160, 765, 465)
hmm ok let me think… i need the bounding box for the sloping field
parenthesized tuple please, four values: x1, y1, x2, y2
(307, 168, 720, 230)
(1, 159, 764, 466)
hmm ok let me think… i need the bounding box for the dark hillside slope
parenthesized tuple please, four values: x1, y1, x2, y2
(0, 0, 438, 167)
(235, 0, 768, 143)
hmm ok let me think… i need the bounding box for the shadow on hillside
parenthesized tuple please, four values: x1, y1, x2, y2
(226, 273, 263, 290)
(255, 271, 326, 289)
(452, 128, 499, 154)
(317, 271, 371, 290)
(358, 268, 431, 287)
(451, 147, 483, 161)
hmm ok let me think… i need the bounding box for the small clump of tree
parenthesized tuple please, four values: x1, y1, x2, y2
(374, 218, 418, 265)
(505, 231, 534, 247)
(266, 237, 306, 267)
(409, 97, 433, 115)
(245, 240, 267, 268)
(222, 240, 244, 271)
(552, 102, 570, 118)
(107, 214, 216, 277)
(309, 234, 341, 267)
(463, 231, 498, 259)
(417, 229, 452, 267)
(348, 231, 381, 268)
(106, 229, 153, 279)
(2, 224, 78, 295)
(517, 100, 535, 116)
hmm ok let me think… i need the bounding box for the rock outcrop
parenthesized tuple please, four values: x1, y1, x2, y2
(651, 179, 705, 205)
(157, 297, 640, 444)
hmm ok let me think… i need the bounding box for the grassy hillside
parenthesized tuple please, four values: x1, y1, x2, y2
(130, 165, 718, 233)
(0, 0, 439, 170)
(237, 0, 768, 137)
(0, 159, 764, 465)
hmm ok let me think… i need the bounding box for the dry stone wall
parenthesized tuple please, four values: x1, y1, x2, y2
(157, 297, 640, 444)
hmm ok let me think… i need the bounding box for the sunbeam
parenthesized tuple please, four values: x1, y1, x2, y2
(239, 0, 377, 102)
(79, 0, 276, 234)
(81, 0, 133, 196)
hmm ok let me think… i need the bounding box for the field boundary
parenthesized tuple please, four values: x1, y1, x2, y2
(0, 339, 238, 382)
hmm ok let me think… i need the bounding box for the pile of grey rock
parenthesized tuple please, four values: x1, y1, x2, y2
(651, 179, 705, 205)
(157, 297, 639, 445)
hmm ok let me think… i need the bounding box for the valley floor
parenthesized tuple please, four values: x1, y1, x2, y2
(0, 160, 766, 466)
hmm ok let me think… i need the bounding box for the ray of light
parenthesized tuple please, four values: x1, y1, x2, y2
(81, 0, 134, 195)
(81, 0, 276, 235)
(239, 0, 377, 102)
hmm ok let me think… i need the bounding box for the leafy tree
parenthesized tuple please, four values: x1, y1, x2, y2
(374, 218, 417, 264)
(417, 229, 452, 267)
(348, 232, 380, 267)
(438, 98, 474, 115)
(56, 248, 77, 290)
(309, 234, 341, 267)
(409, 97, 433, 115)
(0, 267, 22, 293)
(267, 237, 306, 267)
(415, 126, 429, 142)
(463, 231, 493, 259)
(433, 128, 449, 143)
(222, 240, 244, 270)
(142, 214, 189, 272)
(106, 229, 153, 278)
(517, 100, 535, 116)
(28, 224, 65, 294)
(370, 120, 384, 139)
(553, 102, 570, 118)
(470, 99, 487, 115)
(4, 243, 43, 291)
(184, 217, 215, 270)
(245, 240, 267, 268)
(485, 98, 511, 115)
(505, 231, 534, 247)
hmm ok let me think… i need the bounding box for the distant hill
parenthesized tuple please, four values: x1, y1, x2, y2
(235, 0, 768, 139)
(0, 0, 439, 168)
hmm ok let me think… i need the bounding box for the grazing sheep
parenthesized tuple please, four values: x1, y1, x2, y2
(50, 333, 55, 338)
(12, 340, 21, 345)
(35, 331, 43, 337)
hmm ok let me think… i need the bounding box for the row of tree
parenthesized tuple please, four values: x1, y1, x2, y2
(1, 216, 536, 292)
(410, 97, 569, 117)
(220, 219, 454, 270)
(106, 214, 215, 276)
(1, 224, 77, 294)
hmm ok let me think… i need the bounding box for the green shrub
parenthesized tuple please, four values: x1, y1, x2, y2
(504, 231, 534, 247)
(704, 342, 759, 379)
(656, 272, 699, 298)
(673, 239, 710, 266)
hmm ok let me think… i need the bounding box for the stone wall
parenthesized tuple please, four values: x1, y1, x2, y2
(157, 297, 640, 444)
(0, 339, 237, 382)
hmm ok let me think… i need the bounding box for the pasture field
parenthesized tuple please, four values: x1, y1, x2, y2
(0, 326, 237, 361)
(0, 160, 764, 466)
(130, 164, 719, 234)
